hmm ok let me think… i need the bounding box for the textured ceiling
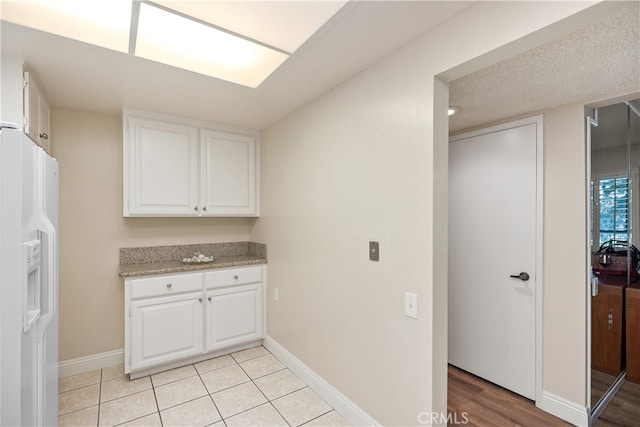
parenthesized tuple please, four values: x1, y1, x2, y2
(449, 1, 640, 134)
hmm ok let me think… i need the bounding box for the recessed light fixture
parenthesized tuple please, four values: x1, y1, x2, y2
(1, 0, 347, 88)
(448, 106, 461, 116)
(134, 2, 288, 88)
(0, 0, 132, 53)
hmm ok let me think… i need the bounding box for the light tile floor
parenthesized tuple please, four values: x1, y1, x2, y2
(58, 345, 350, 427)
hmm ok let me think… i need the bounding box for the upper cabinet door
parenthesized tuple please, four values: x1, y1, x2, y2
(201, 130, 257, 216)
(123, 109, 259, 217)
(37, 96, 51, 153)
(23, 71, 52, 154)
(23, 71, 40, 143)
(125, 117, 199, 216)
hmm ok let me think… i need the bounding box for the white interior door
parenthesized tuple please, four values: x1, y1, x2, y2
(448, 117, 540, 400)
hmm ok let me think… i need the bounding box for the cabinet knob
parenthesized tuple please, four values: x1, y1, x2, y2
(198, 298, 203, 302)
(208, 296, 212, 302)
(234, 275, 239, 280)
(203, 206, 207, 211)
(194, 206, 199, 211)
(166, 283, 172, 288)
(39, 132, 49, 140)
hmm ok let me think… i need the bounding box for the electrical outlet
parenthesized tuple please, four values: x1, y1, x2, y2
(273, 287, 279, 301)
(405, 292, 418, 319)
(369, 241, 379, 261)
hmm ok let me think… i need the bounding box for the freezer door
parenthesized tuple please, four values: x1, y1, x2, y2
(1, 129, 24, 426)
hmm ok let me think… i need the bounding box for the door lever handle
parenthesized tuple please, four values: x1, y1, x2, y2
(510, 272, 530, 281)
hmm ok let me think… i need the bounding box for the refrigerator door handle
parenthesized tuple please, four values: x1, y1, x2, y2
(33, 219, 56, 337)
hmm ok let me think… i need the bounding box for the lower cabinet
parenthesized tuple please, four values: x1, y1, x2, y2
(124, 265, 265, 376)
(206, 284, 263, 352)
(130, 292, 204, 371)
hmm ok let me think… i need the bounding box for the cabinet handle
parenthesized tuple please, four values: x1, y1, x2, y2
(39, 132, 49, 140)
(166, 283, 172, 288)
(208, 296, 212, 302)
(234, 275, 239, 280)
(203, 206, 207, 211)
(199, 298, 203, 302)
(194, 206, 199, 211)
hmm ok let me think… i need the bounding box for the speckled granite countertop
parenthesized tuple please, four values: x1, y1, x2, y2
(118, 242, 267, 277)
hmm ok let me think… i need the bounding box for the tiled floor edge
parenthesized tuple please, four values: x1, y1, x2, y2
(262, 335, 379, 426)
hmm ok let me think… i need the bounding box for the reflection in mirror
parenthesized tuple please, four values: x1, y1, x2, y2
(590, 99, 640, 412)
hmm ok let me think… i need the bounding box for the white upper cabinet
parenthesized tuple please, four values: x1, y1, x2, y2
(37, 95, 51, 153)
(126, 117, 200, 215)
(201, 130, 256, 216)
(24, 71, 51, 153)
(1, 61, 51, 153)
(123, 109, 259, 217)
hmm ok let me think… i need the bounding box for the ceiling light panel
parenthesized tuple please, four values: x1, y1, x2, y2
(154, 1, 348, 53)
(0, 0, 131, 53)
(135, 2, 288, 88)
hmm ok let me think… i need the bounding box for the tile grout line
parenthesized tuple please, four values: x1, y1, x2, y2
(194, 361, 226, 425)
(201, 346, 289, 424)
(149, 372, 164, 426)
(218, 352, 272, 423)
(97, 368, 103, 427)
(298, 409, 335, 427)
(236, 346, 340, 426)
(235, 347, 294, 426)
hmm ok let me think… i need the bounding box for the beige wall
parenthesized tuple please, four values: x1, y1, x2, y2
(250, 2, 600, 425)
(542, 103, 589, 405)
(51, 108, 253, 361)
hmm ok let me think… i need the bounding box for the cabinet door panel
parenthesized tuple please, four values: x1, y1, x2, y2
(131, 293, 203, 371)
(201, 130, 256, 216)
(127, 118, 199, 215)
(23, 71, 40, 143)
(38, 96, 51, 153)
(206, 284, 263, 352)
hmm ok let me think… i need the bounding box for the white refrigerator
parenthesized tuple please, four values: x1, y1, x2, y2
(1, 125, 59, 426)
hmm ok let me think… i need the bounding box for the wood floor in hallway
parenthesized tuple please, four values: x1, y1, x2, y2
(447, 365, 570, 427)
(449, 365, 640, 427)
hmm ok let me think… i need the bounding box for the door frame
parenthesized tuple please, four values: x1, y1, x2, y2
(449, 115, 544, 404)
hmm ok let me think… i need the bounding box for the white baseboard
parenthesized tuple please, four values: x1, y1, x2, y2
(539, 391, 589, 426)
(263, 335, 379, 426)
(59, 348, 124, 378)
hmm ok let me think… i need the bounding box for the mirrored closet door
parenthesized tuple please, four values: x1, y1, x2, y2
(589, 98, 640, 418)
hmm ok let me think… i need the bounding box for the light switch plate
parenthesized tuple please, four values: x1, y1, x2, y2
(369, 241, 379, 261)
(405, 292, 418, 319)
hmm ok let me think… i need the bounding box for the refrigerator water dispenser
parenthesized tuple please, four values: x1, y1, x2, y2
(23, 239, 41, 332)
